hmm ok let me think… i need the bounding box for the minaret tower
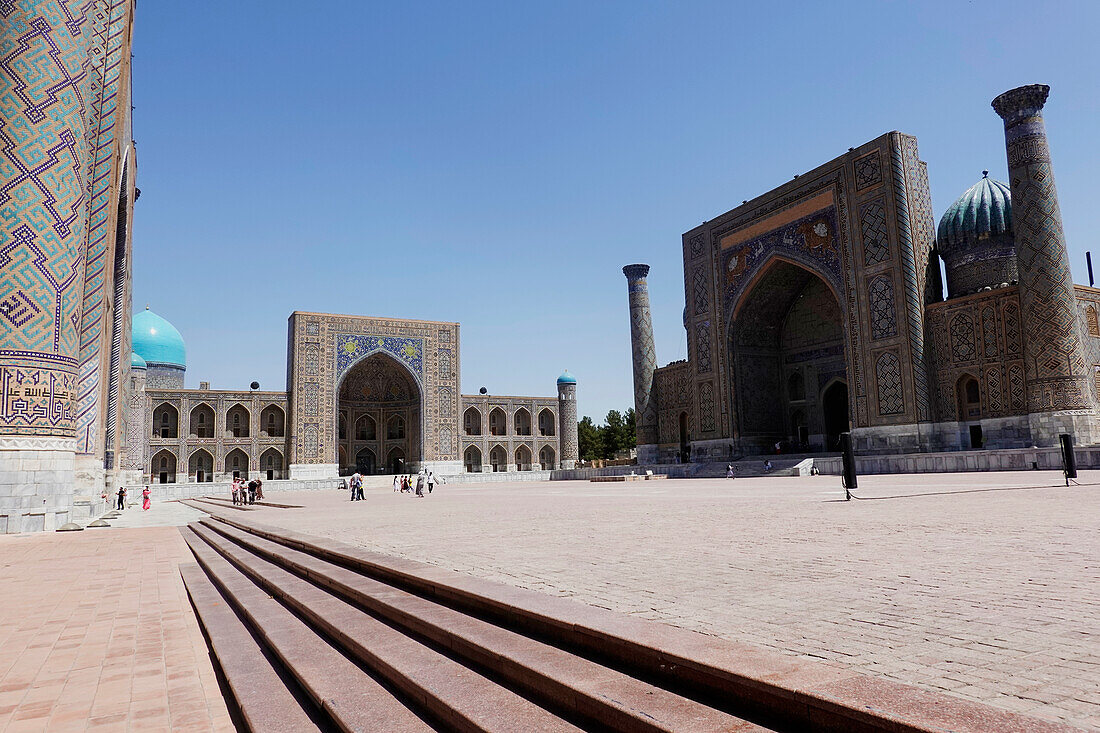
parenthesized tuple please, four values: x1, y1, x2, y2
(992, 84, 1096, 444)
(623, 264, 658, 463)
(556, 371, 579, 469)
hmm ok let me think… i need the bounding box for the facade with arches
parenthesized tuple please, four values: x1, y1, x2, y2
(630, 87, 1100, 461)
(287, 312, 578, 478)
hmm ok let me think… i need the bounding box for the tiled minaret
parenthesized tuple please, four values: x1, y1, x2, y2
(0, 2, 92, 532)
(992, 84, 1097, 444)
(623, 264, 658, 462)
(556, 371, 579, 469)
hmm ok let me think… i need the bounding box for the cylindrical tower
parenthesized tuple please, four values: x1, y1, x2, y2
(556, 371, 578, 469)
(623, 264, 658, 462)
(992, 84, 1096, 443)
(0, 2, 91, 532)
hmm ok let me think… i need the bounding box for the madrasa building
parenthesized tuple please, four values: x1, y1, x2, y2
(126, 310, 578, 485)
(626, 84, 1100, 464)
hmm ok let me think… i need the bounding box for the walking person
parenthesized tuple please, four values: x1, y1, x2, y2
(726, 464, 735, 479)
(231, 478, 239, 506)
(393, 474, 399, 492)
(247, 479, 257, 505)
(415, 471, 425, 497)
(116, 486, 126, 510)
(142, 486, 151, 511)
(255, 478, 264, 501)
(427, 471, 435, 494)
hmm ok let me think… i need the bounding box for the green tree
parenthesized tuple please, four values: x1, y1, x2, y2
(624, 408, 636, 449)
(604, 410, 628, 457)
(577, 416, 603, 461)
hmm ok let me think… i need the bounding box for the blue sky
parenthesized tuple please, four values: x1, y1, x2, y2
(131, 0, 1099, 422)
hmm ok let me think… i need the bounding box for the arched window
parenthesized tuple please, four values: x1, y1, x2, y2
(464, 445, 482, 473)
(188, 449, 213, 483)
(956, 375, 981, 420)
(1087, 305, 1099, 337)
(539, 445, 556, 470)
(489, 445, 507, 472)
(463, 408, 482, 436)
(538, 408, 556, 436)
(387, 414, 405, 440)
(260, 405, 285, 437)
(338, 413, 347, 440)
(513, 408, 531, 436)
(150, 449, 176, 483)
(489, 408, 506, 436)
(189, 403, 215, 439)
(260, 448, 285, 480)
(152, 404, 178, 439)
(356, 414, 377, 441)
(515, 445, 532, 471)
(788, 372, 805, 401)
(226, 404, 250, 438)
(225, 448, 249, 478)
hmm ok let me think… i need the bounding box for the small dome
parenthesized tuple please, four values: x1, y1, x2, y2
(937, 172, 1012, 251)
(557, 370, 577, 385)
(130, 351, 147, 370)
(132, 308, 186, 369)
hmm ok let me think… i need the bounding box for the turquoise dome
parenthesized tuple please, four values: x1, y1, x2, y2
(937, 172, 1012, 250)
(557, 370, 577, 385)
(132, 308, 186, 369)
(130, 351, 147, 370)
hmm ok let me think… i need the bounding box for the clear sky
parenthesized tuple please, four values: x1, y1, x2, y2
(131, 0, 1099, 422)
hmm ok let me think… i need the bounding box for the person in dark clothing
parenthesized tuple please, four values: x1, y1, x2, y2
(247, 479, 257, 505)
(116, 487, 126, 510)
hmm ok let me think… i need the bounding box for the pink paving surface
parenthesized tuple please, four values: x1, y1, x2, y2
(0, 527, 232, 733)
(244, 470, 1100, 731)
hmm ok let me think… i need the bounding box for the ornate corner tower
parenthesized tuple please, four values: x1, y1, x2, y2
(992, 84, 1097, 443)
(623, 264, 658, 462)
(556, 371, 579, 469)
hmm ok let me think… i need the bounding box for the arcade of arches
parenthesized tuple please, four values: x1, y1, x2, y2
(336, 353, 421, 476)
(730, 261, 850, 452)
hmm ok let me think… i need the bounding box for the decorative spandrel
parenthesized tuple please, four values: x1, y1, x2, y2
(335, 334, 423, 384)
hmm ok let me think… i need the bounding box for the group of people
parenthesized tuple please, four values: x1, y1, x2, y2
(105, 486, 151, 511)
(393, 470, 440, 497)
(231, 477, 263, 505)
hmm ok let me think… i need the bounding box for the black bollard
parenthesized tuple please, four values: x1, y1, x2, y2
(839, 432, 857, 500)
(1059, 433, 1077, 485)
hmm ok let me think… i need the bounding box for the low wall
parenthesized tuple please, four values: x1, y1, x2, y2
(439, 470, 553, 484)
(813, 445, 1100, 475)
(552, 463, 692, 481)
(121, 477, 345, 504)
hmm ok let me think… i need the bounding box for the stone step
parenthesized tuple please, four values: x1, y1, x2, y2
(180, 527, 431, 732)
(179, 562, 323, 732)
(186, 522, 583, 732)
(201, 495, 303, 509)
(196, 517, 764, 732)
(182, 497, 256, 512)
(194, 510, 1080, 733)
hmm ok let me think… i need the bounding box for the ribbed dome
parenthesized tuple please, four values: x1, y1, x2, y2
(937, 172, 1012, 250)
(132, 308, 186, 369)
(557, 370, 577, 385)
(130, 351, 147, 370)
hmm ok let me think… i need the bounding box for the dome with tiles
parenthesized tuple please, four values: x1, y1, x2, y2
(130, 351, 146, 370)
(132, 308, 186, 369)
(937, 172, 1012, 254)
(556, 370, 577, 385)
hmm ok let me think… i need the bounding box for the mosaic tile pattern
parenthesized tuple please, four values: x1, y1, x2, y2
(868, 275, 897, 340)
(875, 351, 903, 415)
(0, 1, 91, 436)
(623, 265, 658, 445)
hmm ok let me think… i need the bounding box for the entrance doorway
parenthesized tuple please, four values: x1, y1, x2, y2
(356, 447, 377, 475)
(336, 351, 422, 474)
(678, 412, 689, 463)
(822, 381, 849, 451)
(969, 424, 984, 449)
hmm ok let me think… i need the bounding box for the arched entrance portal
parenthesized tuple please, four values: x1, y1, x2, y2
(336, 352, 422, 475)
(730, 259, 848, 453)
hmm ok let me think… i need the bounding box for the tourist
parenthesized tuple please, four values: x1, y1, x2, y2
(427, 471, 435, 494)
(247, 479, 257, 505)
(393, 475, 399, 492)
(116, 486, 126, 510)
(255, 479, 264, 501)
(231, 478, 240, 506)
(415, 472, 425, 497)
(349, 473, 359, 501)
(142, 486, 151, 511)
(726, 464, 735, 479)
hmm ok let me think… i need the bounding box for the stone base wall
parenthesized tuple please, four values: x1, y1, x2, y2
(0, 439, 76, 533)
(439, 470, 553, 484)
(813, 444, 1100, 475)
(290, 463, 338, 480)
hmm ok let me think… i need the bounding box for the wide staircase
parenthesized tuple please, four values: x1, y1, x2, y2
(690, 452, 838, 478)
(178, 512, 1072, 732)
